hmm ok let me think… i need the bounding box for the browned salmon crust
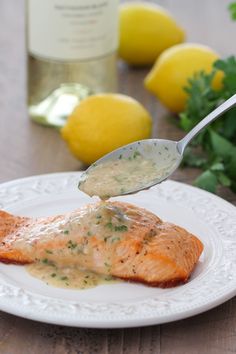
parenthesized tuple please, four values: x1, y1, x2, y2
(0, 202, 203, 287)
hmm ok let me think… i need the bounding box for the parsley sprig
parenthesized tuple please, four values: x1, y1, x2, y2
(178, 57, 236, 193)
(229, 2, 236, 20)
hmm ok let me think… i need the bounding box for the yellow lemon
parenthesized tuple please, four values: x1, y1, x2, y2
(145, 43, 223, 113)
(119, 2, 185, 66)
(61, 94, 152, 165)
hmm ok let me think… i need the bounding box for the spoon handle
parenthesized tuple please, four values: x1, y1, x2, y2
(177, 94, 236, 154)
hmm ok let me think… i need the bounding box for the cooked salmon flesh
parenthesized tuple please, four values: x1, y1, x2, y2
(0, 201, 203, 287)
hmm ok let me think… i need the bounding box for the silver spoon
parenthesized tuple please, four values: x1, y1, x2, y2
(79, 94, 236, 198)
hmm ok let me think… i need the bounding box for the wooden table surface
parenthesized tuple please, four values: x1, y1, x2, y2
(1, 0, 236, 353)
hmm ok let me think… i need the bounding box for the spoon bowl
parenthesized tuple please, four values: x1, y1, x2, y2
(79, 138, 182, 198)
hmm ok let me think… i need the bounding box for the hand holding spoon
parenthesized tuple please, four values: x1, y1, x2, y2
(79, 94, 236, 199)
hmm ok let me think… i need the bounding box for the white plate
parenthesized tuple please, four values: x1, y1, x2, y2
(0, 172, 236, 328)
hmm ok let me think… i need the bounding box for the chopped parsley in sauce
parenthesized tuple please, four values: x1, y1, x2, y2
(25, 203, 130, 290)
(79, 149, 179, 198)
(27, 263, 119, 290)
(67, 240, 77, 249)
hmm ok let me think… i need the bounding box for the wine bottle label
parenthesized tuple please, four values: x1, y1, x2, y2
(27, 0, 118, 61)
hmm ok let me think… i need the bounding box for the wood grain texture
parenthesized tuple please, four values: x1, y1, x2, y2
(0, 0, 236, 353)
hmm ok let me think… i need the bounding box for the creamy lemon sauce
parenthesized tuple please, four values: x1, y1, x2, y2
(22, 203, 131, 289)
(15, 203, 131, 257)
(27, 263, 119, 290)
(79, 150, 178, 198)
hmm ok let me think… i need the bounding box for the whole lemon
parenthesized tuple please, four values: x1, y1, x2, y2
(145, 43, 223, 113)
(61, 94, 152, 165)
(119, 2, 185, 66)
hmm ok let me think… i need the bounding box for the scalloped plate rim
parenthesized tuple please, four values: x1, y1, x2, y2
(0, 172, 235, 328)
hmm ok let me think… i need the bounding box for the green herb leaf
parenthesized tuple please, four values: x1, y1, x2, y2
(176, 56, 236, 195)
(226, 154, 236, 180)
(217, 172, 232, 187)
(229, 2, 236, 20)
(133, 150, 141, 159)
(179, 112, 194, 131)
(194, 170, 218, 193)
(40, 258, 55, 266)
(209, 130, 236, 159)
(105, 222, 113, 230)
(114, 225, 128, 232)
(210, 162, 225, 171)
(67, 240, 77, 249)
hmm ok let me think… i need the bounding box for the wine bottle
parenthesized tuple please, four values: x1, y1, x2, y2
(27, 0, 118, 127)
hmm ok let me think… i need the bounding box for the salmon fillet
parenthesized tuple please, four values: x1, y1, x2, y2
(0, 202, 203, 288)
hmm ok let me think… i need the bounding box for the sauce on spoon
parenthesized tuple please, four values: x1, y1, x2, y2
(79, 147, 179, 199)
